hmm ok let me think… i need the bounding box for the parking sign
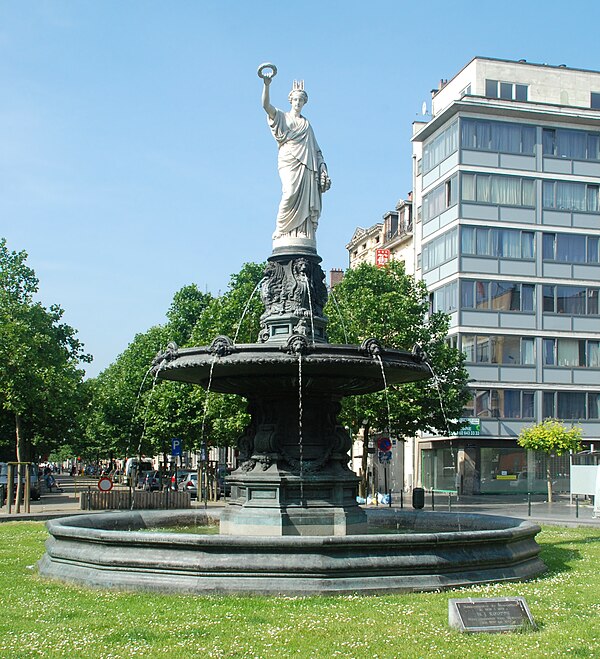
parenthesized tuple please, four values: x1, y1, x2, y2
(171, 438, 182, 457)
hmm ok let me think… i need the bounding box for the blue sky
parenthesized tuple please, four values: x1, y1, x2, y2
(2, 0, 600, 377)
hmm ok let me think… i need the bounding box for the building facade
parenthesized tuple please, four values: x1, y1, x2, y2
(346, 197, 413, 271)
(410, 57, 600, 494)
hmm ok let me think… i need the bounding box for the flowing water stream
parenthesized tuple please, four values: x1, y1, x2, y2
(327, 286, 349, 344)
(302, 274, 316, 344)
(233, 281, 262, 344)
(298, 352, 304, 504)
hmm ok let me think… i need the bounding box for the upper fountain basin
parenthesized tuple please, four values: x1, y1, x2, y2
(155, 341, 430, 396)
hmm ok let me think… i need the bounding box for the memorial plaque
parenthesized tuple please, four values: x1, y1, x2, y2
(449, 597, 536, 633)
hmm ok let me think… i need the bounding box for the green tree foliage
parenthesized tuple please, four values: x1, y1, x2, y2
(0, 238, 89, 506)
(518, 418, 583, 501)
(166, 284, 213, 346)
(86, 265, 264, 461)
(84, 325, 170, 460)
(191, 262, 265, 344)
(326, 261, 470, 440)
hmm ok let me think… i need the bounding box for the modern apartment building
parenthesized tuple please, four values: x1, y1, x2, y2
(409, 57, 600, 495)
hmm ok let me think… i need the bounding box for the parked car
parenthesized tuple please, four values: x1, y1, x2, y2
(0, 462, 41, 501)
(179, 473, 199, 499)
(136, 470, 154, 489)
(143, 471, 162, 492)
(169, 470, 195, 491)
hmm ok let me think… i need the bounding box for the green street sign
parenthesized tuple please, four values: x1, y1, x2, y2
(458, 417, 481, 437)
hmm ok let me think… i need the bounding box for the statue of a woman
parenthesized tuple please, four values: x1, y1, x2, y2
(259, 64, 331, 251)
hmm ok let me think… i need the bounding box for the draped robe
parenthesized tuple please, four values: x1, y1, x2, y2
(268, 108, 325, 240)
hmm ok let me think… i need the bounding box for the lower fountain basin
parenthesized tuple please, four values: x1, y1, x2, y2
(39, 509, 545, 595)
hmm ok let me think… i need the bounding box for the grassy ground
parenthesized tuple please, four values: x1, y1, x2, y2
(0, 523, 599, 658)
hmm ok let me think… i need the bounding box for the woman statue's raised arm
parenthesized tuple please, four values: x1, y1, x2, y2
(258, 63, 277, 120)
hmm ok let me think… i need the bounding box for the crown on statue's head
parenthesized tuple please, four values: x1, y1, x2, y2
(288, 79, 308, 104)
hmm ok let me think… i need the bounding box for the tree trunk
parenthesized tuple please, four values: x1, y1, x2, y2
(15, 413, 24, 513)
(546, 462, 553, 503)
(359, 423, 370, 498)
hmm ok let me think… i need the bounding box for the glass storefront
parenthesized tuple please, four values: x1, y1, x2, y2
(421, 447, 459, 491)
(421, 445, 571, 494)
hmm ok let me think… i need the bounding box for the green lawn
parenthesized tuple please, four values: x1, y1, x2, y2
(1, 522, 599, 658)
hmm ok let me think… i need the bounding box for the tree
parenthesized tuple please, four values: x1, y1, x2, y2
(85, 268, 263, 465)
(166, 284, 213, 346)
(518, 418, 582, 502)
(84, 324, 170, 461)
(325, 261, 470, 494)
(191, 262, 265, 345)
(0, 238, 90, 508)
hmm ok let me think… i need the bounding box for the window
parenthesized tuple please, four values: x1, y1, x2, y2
(430, 281, 458, 313)
(462, 173, 535, 206)
(588, 341, 600, 368)
(544, 128, 600, 161)
(465, 388, 535, 419)
(461, 119, 535, 155)
(422, 122, 459, 173)
(386, 212, 399, 239)
(543, 285, 600, 315)
(423, 175, 458, 223)
(544, 392, 589, 420)
(485, 80, 528, 102)
(515, 84, 528, 102)
(545, 338, 600, 368)
(543, 180, 600, 212)
(422, 228, 458, 272)
(461, 335, 535, 365)
(542, 232, 600, 264)
(589, 393, 600, 419)
(461, 281, 535, 312)
(461, 227, 534, 259)
(486, 79, 499, 98)
(591, 92, 600, 110)
(558, 286, 586, 315)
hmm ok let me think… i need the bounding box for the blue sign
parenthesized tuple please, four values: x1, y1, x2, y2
(171, 438, 182, 457)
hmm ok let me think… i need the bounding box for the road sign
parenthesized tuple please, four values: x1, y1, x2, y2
(171, 438, 182, 457)
(377, 437, 392, 452)
(378, 450, 392, 464)
(98, 477, 113, 492)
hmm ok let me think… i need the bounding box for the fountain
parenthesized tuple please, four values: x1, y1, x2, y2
(39, 64, 545, 595)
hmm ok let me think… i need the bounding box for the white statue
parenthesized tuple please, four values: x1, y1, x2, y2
(258, 63, 331, 252)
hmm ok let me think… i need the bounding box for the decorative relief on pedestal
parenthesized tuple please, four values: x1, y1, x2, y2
(258, 257, 328, 344)
(259, 258, 328, 319)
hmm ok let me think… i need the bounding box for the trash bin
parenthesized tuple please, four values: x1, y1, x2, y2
(412, 487, 425, 509)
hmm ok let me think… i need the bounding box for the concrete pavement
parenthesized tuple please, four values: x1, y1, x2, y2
(2, 476, 599, 528)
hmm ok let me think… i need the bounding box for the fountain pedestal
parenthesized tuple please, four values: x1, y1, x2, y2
(219, 392, 366, 536)
(153, 252, 430, 538)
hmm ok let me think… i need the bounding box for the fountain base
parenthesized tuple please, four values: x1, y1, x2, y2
(220, 472, 367, 536)
(39, 509, 545, 596)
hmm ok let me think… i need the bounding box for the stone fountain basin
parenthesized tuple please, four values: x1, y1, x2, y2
(38, 508, 545, 596)
(156, 343, 430, 395)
